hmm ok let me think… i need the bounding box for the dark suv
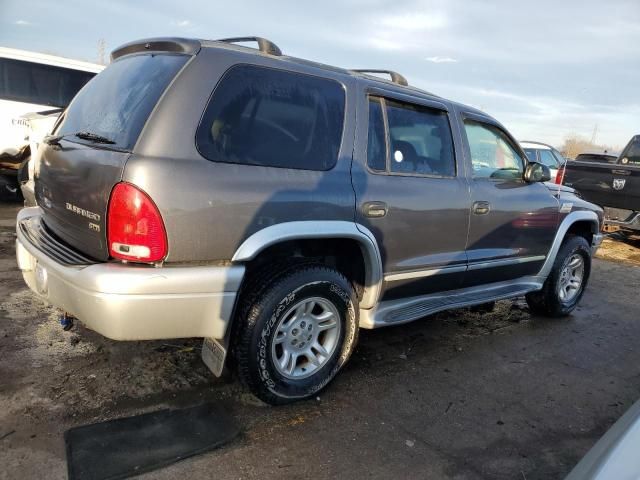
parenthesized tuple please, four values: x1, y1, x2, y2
(15, 37, 604, 404)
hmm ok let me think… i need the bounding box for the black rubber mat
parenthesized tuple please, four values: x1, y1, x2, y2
(64, 403, 239, 480)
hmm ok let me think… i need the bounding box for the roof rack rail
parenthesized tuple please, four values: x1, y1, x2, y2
(218, 36, 282, 56)
(351, 69, 408, 86)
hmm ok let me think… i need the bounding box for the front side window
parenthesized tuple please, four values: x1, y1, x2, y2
(464, 120, 525, 180)
(539, 149, 559, 168)
(197, 65, 345, 171)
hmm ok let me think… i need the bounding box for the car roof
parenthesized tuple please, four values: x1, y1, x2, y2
(0, 46, 104, 73)
(520, 141, 554, 150)
(112, 37, 496, 122)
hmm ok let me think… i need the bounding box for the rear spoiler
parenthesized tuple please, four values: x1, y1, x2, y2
(111, 38, 201, 61)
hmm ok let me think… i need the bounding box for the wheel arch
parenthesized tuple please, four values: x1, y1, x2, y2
(232, 221, 383, 309)
(536, 211, 600, 281)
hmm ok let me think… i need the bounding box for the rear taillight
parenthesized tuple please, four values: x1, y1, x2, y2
(555, 165, 565, 185)
(107, 182, 167, 263)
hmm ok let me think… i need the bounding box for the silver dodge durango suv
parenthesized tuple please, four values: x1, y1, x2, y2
(15, 37, 604, 404)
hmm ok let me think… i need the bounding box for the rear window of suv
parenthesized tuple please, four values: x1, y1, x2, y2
(196, 65, 346, 171)
(56, 53, 188, 151)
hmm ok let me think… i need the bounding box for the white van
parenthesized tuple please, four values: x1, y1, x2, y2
(0, 47, 103, 200)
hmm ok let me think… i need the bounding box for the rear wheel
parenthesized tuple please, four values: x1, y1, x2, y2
(526, 235, 591, 317)
(234, 263, 359, 405)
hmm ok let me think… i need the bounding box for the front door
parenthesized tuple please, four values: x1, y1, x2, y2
(459, 112, 559, 287)
(352, 90, 471, 301)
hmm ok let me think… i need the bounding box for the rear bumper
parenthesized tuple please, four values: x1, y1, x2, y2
(16, 207, 244, 341)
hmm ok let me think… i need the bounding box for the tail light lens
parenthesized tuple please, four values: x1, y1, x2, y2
(107, 182, 167, 263)
(555, 165, 565, 185)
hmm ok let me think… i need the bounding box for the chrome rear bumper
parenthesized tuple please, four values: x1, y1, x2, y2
(16, 207, 244, 341)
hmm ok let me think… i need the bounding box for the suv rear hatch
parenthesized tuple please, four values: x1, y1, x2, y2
(35, 46, 191, 261)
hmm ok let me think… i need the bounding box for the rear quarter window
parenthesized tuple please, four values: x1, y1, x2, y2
(196, 65, 346, 171)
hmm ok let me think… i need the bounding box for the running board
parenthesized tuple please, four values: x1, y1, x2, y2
(359, 278, 542, 329)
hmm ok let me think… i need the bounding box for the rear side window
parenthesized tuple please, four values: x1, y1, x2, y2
(197, 65, 345, 171)
(0, 58, 95, 107)
(386, 100, 455, 176)
(57, 53, 188, 151)
(366, 96, 455, 177)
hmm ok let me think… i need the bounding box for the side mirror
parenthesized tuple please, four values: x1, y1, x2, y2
(524, 162, 551, 183)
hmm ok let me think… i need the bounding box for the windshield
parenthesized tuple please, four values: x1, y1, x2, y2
(56, 53, 188, 150)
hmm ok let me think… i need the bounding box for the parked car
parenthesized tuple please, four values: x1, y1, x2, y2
(0, 47, 103, 201)
(566, 398, 640, 480)
(520, 140, 566, 182)
(560, 136, 639, 233)
(18, 108, 65, 206)
(15, 37, 604, 404)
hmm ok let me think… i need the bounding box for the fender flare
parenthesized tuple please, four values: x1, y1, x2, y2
(536, 210, 600, 280)
(232, 221, 383, 309)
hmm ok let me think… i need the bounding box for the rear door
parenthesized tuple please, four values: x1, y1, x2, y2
(352, 88, 471, 300)
(459, 112, 558, 286)
(35, 52, 190, 260)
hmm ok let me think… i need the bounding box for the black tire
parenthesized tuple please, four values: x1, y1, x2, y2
(0, 175, 21, 202)
(234, 263, 359, 405)
(526, 235, 591, 317)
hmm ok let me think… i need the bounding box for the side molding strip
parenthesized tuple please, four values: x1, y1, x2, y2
(384, 265, 466, 282)
(467, 255, 546, 271)
(232, 221, 383, 309)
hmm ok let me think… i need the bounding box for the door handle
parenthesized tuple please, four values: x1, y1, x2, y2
(362, 201, 388, 218)
(472, 201, 491, 215)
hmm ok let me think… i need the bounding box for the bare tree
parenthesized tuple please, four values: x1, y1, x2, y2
(560, 134, 619, 159)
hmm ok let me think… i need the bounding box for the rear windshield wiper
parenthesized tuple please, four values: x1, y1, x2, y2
(74, 131, 116, 144)
(44, 130, 116, 146)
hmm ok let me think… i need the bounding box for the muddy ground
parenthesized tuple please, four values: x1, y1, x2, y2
(1, 201, 640, 479)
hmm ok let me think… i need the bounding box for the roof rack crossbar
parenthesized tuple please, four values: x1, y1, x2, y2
(218, 36, 282, 56)
(351, 69, 408, 86)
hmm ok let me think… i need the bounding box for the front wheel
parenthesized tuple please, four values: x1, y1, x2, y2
(234, 264, 359, 405)
(526, 235, 591, 317)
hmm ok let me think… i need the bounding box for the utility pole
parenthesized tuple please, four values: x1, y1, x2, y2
(97, 39, 106, 65)
(590, 124, 599, 145)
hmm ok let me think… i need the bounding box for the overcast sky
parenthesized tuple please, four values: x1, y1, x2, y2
(1, 0, 638, 148)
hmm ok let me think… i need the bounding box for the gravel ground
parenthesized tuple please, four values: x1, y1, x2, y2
(1, 201, 639, 479)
